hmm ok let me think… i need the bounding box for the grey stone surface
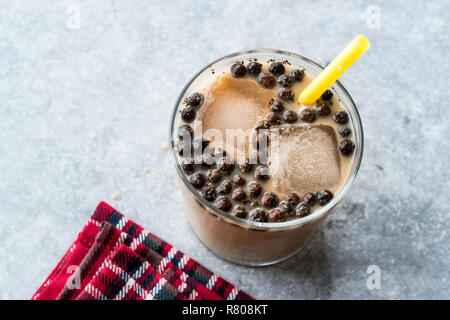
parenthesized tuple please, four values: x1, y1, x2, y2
(0, 0, 449, 300)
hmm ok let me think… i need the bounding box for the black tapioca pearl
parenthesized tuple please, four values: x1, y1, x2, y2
(247, 61, 262, 76)
(197, 154, 214, 168)
(249, 208, 268, 222)
(232, 187, 247, 203)
(238, 157, 253, 173)
(246, 181, 262, 197)
(232, 205, 248, 219)
(269, 99, 284, 113)
(257, 72, 276, 89)
(268, 62, 285, 76)
(201, 185, 217, 202)
(261, 192, 279, 209)
(216, 156, 234, 173)
(189, 172, 206, 189)
(295, 202, 311, 218)
(285, 193, 300, 207)
(339, 127, 352, 138)
(321, 89, 333, 101)
(282, 110, 298, 123)
(254, 165, 270, 180)
(299, 108, 316, 123)
(316, 190, 334, 205)
(232, 174, 246, 186)
(265, 112, 281, 125)
(255, 119, 271, 130)
(181, 158, 195, 174)
(207, 169, 223, 183)
(303, 193, 317, 206)
(269, 208, 286, 222)
(215, 196, 232, 212)
(314, 103, 331, 116)
(217, 179, 233, 194)
(278, 200, 294, 217)
(339, 139, 355, 156)
(333, 110, 349, 124)
(187, 92, 204, 108)
(277, 75, 294, 88)
(290, 69, 305, 81)
(181, 107, 196, 123)
(278, 88, 294, 101)
(177, 124, 194, 140)
(230, 63, 247, 78)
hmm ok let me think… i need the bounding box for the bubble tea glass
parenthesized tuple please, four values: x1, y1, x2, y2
(169, 50, 363, 266)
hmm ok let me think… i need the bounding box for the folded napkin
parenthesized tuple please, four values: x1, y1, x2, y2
(32, 202, 253, 300)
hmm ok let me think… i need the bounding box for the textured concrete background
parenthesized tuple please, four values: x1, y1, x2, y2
(0, 0, 449, 299)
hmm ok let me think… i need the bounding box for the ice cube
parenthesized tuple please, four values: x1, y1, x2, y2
(196, 74, 274, 158)
(269, 124, 341, 194)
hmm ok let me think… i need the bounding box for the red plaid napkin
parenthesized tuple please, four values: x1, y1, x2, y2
(32, 202, 253, 300)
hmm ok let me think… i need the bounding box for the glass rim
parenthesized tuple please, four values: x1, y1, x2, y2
(169, 49, 364, 230)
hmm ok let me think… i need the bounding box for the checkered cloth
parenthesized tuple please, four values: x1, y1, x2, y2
(31, 202, 253, 300)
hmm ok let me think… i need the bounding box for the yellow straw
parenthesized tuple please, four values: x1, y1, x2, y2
(298, 35, 370, 105)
